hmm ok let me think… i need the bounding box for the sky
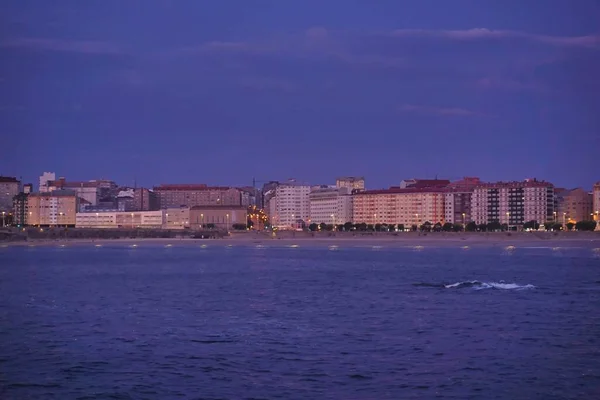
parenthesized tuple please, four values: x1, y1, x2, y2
(1, 0, 599, 189)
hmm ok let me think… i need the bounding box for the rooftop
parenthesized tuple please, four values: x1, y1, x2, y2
(356, 187, 446, 195)
(190, 205, 247, 210)
(0, 176, 19, 183)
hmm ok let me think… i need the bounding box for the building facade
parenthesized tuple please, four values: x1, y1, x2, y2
(27, 191, 79, 227)
(594, 182, 600, 222)
(444, 177, 481, 224)
(336, 177, 365, 191)
(189, 206, 247, 229)
(309, 187, 352, 225)
(165, 207, 191, 229)
(46, 178, 101, 205)
(471, 179, 555, 226)
(352, 188, 445, 226)
(0, 176, 20, 212)
(153, 184, 243, 208)
(270, 181, 311, 229)
(39, 172, 56, 192)
(75, 210, 164, 229)
(556, 188, 593, 224)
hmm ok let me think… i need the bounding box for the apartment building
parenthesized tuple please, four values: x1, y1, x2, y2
(336, 177, 365, 191)
(269, 181, 311, 229)
(399, 179, 450, 189)
(0, 176, 20, 212)
(309, 187, 352, 225)
(556, 188, 593, 224)
(27, 190, 79, 226)
(471, 179, 555, 226)
(75, 210, 164, 229)
(153, 184, 243, 208)
(444, 177, 481, 224)
(189, 206, 247, 229)
(39, 172, 55, 192)
(352, 188, 445, 226)
(45, 178, 104, 205)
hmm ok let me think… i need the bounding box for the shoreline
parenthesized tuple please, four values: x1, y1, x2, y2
(2, 233, 600, 249)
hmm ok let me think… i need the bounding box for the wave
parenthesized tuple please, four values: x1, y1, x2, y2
(413, 280, 535, 290)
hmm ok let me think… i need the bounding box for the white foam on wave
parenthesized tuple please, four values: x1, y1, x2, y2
(444, 280, 535, 290)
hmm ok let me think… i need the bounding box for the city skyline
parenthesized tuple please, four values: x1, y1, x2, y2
(1, 1, 599, 188)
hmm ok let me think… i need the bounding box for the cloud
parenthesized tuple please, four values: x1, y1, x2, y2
(0, 37, 122, 54)
(387, 28, 600, 48)
(398, 104, 487, 117)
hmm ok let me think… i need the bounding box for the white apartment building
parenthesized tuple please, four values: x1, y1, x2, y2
(270, 181, 311, 229)
(164, 207, 190, 229)
(309, 187, 352, 225)
(336, 177, 365, 191)
(39, 172, 56, 192)
(352, 188, 445, 226)
(76, 210, 164, 229)
(471, 179, 555, 226)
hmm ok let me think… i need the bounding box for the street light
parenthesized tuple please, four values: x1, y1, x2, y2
(226, 213, 230, 231)
(331, 214, 335, 230)
(506, 212, 510, 231)
(131, 212, 134, 228)
(462, 213, 466, 231)
(1, 211, 5, 227)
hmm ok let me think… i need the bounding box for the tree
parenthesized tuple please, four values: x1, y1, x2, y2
(466, 221, 477, 232)
(477, 223, 487, 232)
(319, 222, 327, 231)
(397, 224, 405, 232)
(442, 223, 453, 232)
(420, 221, 432, 232)
(247, 219, 254, 229)
(523, 220, 539, 230)
(452, 223, 463, 232)
(388, 224, 396, 232)
(410, 224, 418, 231)
(232, 223, 246, 230)
(433, 222, 443, 232)
(576, 220, 596, 231)
(356, 222, 367, 231)
(367, 224, 375, 231)
(206, 223, 215, 229)
(375, 223, 383, 232)
(344, 222, 353, 231)
(336, 224, 344, 231)
(309, 223, 318, 232)
(566, 222, 575, 231)
(324, 224, 334, 231)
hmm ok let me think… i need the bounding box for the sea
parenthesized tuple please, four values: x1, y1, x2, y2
(1, 243, 599, 399)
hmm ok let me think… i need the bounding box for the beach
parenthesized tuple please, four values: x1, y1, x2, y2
(3, 230, 600, 249)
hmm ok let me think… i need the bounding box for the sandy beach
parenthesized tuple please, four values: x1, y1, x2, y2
(3, 231, 600, 249)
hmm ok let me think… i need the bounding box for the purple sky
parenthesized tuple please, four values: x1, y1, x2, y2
(1, 0, 599, 189)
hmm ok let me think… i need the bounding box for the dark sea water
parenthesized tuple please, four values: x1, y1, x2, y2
(1, 243, 599, 399)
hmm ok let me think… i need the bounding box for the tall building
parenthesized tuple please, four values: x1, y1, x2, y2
(556, 188, 593, 224)
(594, 182, 600, 222)
(336, 177, 365, 191)
(309, 186, 353, 225)
(352, 188, 445, 226)
(471, 179, 555, 226)
(0, 176, 20, 212)
(27, 190, 79, 227)
(13, 192, 29, 226)
(39, 172, 56, 192)
(444, 177, 481, 224)
(153, 184, 243, 208)
(270, 181, 311, 229)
